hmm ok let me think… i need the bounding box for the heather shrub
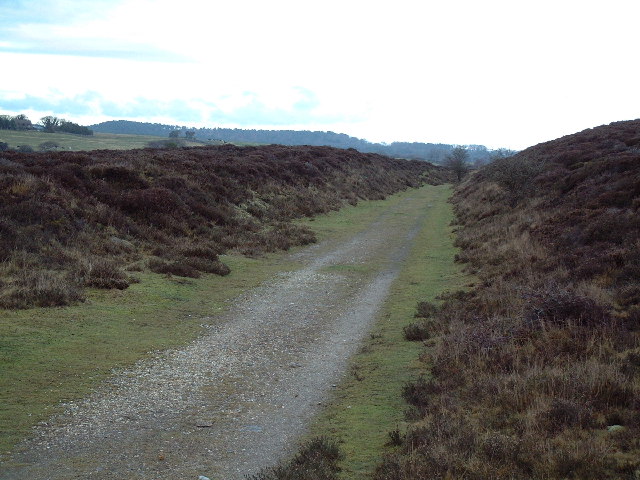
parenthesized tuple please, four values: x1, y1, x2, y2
(537, 398, 594, 432)
(0, 220, 17, 261)
(183, 257, 230, 276)
(87, 164, 148, 189)
(247, 437, 343, 480)
(523, 285, 610, 328)
(38, 141, 60, 152)
(179, 243, 222, 260)
(51, 162, 91, 192)
(0, 270, 84, 309)
(414, 301, 438, 318)
(120, 187, 185, 215)
(272, 223, 317, 247)
(73, 257, 132, 290)
(402, 321, 431, 341)
(258, 223, 317, 252)
(148, 258, 201, 278)
(387, 428, 405, 447)
(402, 376, 441, 409)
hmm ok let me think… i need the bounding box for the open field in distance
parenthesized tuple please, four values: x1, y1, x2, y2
(0, 130, 205, 151)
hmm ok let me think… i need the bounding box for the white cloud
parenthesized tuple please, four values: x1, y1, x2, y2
(0, 0, 639, 149)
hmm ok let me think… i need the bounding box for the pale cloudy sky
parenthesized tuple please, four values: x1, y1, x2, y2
(0, 0, 638, 149)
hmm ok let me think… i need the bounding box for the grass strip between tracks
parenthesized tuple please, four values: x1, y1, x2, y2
(306, 184, 468, 479)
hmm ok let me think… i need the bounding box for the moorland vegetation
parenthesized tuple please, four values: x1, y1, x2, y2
(0, 144, 450, 309)
(375, 120, 640, 479)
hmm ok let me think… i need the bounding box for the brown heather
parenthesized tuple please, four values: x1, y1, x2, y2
(249, 436, 344, 480)
(0, 144, 450, 309)
(376, 120, 640, 479)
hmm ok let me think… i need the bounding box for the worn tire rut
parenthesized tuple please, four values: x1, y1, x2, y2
(2, 191, 431, 480)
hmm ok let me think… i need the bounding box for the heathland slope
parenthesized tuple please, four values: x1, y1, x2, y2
(0, 145, 449, 309)
(375, 120, 640, 479)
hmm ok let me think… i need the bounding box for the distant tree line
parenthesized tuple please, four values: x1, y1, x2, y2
(0, 114, 33, 130)
(445, 146, 518, 182)
(40, 116, 93, 135)
(169, 130, 195, 139)
(0, 114, 93, 135)
(90, 120, 515, 164)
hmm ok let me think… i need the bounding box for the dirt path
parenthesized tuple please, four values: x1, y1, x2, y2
(2, 189, 433, 480)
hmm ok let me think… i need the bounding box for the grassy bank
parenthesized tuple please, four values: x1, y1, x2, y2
(0, 145, 444, 310)
(375, 121, 640, 479)
(305, 184, 467, 479)
(0, 185, 439, 458)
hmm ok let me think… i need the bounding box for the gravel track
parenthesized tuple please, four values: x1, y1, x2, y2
(2, 192, 429, 480)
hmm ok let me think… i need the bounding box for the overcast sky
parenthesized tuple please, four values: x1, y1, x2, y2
(0, 0, 638, 150)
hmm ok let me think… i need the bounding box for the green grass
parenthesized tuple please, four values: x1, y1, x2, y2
(0, 131, 204, 151)
(306, 184, 468, 479)
(0, 186, 439, 458)
(0, 255, 293, 456)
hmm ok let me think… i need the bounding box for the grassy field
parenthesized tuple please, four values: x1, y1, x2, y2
(0, 185, 448, 459)
(305, 184, 467, 479)
(0, 130, 205, 151)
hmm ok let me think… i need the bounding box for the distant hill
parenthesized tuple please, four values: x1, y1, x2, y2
(89, 120, 498, 164)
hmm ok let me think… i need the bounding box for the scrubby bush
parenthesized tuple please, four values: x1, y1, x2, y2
(482, 155, 545, 201)
(73, 257, 133, 289)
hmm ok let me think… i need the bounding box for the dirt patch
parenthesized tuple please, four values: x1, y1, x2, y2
(2, 190, 431, 480)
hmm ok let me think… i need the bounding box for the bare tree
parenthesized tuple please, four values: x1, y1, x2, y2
(445, 147, 470, 182)
(40, 116, 61, 133)
(13, 114, 33, 130)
